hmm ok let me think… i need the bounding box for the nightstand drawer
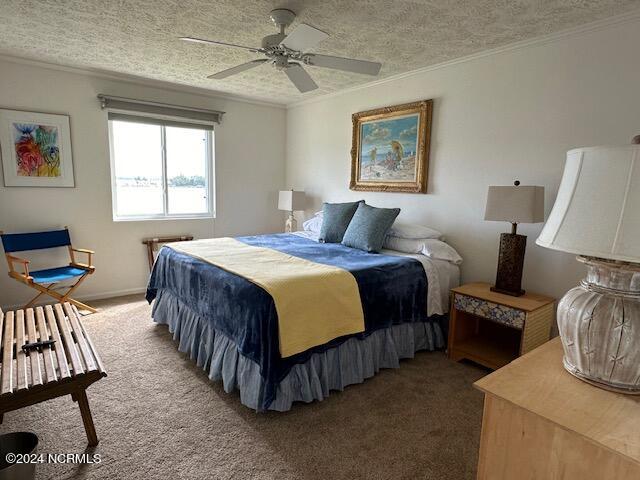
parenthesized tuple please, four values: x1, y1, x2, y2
(453, 293, 525, 329)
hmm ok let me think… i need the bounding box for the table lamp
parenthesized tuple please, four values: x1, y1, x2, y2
(536, 138, 640, 393)
(484, 181, 545, 296)
(278, 189, 305, 232)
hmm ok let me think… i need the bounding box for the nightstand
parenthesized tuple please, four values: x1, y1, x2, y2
(448, 282, 555, 370)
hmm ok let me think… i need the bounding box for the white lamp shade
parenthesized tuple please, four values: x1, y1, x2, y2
(484, 185, 545, 224)
(278, 190, 305, 211)
(536, 145, 640, 263)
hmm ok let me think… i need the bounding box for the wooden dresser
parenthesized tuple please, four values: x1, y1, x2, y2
(474, 338, 640, 479)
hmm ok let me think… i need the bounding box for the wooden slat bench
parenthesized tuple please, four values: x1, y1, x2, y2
(0, 303, 106, 446)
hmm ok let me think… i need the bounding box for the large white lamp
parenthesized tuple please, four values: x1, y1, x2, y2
(536, 140, 640, 393)
(278, 189, 305, 232)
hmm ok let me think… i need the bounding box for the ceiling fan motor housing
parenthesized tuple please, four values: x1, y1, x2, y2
(261, 33, 286, 49)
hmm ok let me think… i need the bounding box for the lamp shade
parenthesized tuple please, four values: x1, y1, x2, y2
(278, 190, 305, 211)
(536, 145, 640, 263)
(484, 185, 545, 224)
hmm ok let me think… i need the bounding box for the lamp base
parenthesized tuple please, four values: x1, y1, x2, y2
(558, 256, 640, 394)
(490, 286, 525, 297)
(284, 213, 297, 233)
(492, 233, 527, 297)
(563, 358, 640, 395)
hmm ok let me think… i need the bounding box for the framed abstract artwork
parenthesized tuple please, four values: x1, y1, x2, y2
(350, 100, 432, 193)
(0, 109, 75, 187)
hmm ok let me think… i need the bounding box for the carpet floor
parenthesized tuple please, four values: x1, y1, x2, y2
(1, 295, 487, 480)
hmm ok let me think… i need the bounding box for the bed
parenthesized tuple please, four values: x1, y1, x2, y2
(146, 232, 460, 411)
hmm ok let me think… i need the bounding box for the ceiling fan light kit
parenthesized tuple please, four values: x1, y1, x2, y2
(180, 9, 382, 93)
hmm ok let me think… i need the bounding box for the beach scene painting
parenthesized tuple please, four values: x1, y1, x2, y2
(350, 100, 432, 193)
(0, 109, 75, 187)
(359, 113, 419, 183)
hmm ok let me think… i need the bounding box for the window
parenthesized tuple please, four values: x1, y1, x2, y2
(108, 116, 214, 221)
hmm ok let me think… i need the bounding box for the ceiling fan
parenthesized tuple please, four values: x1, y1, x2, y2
(180, 8, 382, 93)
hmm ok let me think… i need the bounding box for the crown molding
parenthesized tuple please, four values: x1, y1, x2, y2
(287, 7, 640, 109)
(0, 53, 287, 109)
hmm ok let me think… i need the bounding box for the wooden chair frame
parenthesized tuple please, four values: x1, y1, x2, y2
(2, 230, 97, 314)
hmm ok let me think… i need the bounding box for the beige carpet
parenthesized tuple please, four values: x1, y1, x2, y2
(1, 295, 487, 480)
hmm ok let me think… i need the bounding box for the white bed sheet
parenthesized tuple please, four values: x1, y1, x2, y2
(291, 231, 460, 316)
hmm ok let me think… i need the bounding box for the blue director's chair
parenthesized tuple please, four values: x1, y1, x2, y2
(1, 228, 97, 313)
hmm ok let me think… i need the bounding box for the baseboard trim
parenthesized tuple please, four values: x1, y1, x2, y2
(1, 287, 147, 311)
(81, 287, 147, 302)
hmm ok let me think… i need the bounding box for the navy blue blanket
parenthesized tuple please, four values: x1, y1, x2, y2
(146, 234, 442, 410)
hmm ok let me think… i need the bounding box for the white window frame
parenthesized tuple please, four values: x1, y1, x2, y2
(107, 112, 216, 222)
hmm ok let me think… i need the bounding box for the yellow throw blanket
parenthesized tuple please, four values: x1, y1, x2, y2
(169, 238, 365, 358)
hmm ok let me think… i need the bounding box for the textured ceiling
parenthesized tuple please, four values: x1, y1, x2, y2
(0, 0, 638, 104)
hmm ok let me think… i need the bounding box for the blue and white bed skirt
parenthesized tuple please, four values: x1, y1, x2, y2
(152, 290, 445, 411)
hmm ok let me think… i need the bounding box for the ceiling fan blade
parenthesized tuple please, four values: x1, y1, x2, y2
(280, 24, 328, 52)
(208, 59, 269, 79)
(305, 54, 381, 76)
(180, 37, 261, 52)
(284, 64, 318, 93)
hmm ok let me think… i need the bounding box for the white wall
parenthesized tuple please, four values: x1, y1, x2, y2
(0, 59, 286, 308)
(286, 19, 640, 301)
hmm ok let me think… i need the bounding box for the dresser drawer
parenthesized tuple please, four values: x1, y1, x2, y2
(453, 293, 525, 329)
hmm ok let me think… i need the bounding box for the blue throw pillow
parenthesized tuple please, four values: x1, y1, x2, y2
(342, 203, 401, 253)
(319, 200, 364, 243)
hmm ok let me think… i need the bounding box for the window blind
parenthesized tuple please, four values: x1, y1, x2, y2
(98, 94, 224, 129)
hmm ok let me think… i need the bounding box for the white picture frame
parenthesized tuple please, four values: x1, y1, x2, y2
(0, 109, 75, 187)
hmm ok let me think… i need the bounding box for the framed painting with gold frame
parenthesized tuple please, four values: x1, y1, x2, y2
(350, 100, 432, 193)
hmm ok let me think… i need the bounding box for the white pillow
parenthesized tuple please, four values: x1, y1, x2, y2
(388, 222, 442, 240)
(383, 236, 422, 254)
(383, 237, 463, 265)
(303, 213, 323, 233)
(421, 239, 463, 265)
